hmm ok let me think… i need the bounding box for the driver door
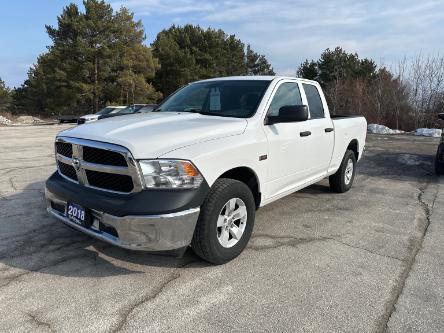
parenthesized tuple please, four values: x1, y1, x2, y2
(263, 80, 316, 200)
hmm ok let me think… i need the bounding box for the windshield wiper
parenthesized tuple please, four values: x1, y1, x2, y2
(183, 108, 203, 113)
(157, 108, 204, 114)
(184, 109, 227, 116)
(152, 108, 226, 116)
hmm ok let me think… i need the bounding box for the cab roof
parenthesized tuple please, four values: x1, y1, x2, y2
(194, 75, 319, 85)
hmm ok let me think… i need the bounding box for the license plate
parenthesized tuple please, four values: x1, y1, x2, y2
(67, 203, 89, 227)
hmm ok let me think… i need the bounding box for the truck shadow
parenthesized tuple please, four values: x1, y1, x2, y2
(356, 134, 438, 183)
(295, 150, 435, 197)
(0, 183, 207, 280)
(357, 151, 434, 182)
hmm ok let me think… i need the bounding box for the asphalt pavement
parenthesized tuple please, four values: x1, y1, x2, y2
(0, 125, 443, 332)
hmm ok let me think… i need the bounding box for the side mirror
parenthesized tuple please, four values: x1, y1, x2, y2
(438, 113, 444, 120)
(266, 105, 309, 125)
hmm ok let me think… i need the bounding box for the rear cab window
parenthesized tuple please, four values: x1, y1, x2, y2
(302, 83, 324, 119)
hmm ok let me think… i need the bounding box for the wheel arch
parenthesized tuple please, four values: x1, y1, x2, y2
(217, 166, 261, 209)
(347, 139, 359, 160)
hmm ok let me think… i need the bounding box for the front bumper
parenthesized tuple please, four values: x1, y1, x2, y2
(45, 188, 200, 251)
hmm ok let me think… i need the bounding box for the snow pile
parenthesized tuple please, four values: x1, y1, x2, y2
(367, 124, 404, 135)
(415, 128, 442, 137)
(0, 115, 12, 125)
(16, 116, 44, 124)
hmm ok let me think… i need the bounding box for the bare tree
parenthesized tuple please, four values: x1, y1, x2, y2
(298, 51, 444, 131)
(405, 54, 444, 128)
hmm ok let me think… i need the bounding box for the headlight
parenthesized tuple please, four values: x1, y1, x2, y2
(139, 160, 203, 189)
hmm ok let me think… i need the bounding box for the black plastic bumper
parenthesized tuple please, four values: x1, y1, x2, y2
(45, 171, 209, 217)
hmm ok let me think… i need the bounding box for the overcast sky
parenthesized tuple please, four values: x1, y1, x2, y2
(0, 0, 443, 88)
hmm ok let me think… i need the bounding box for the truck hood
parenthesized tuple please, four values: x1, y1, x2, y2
(60, 112, 247, 158)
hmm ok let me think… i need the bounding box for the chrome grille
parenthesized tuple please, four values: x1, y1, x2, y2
(55, 137, 142, 194)
(83, 146, 127, 166)
(58, 162, 78, 181)
(56, 141, 73, 158)
(85, 170, 134, 192)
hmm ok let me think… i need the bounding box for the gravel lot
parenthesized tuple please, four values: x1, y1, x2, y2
(0, 125, 443, 332)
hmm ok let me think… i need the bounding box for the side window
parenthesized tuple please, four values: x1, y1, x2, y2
(303, 84, 324, 119)
(267, 82, 302, 116)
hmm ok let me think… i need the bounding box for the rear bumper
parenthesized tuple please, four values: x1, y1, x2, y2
(45, 187, 200, 251)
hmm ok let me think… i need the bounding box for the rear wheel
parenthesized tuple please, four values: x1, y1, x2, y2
(329, 150, 356, 193)
(435, 150, 444, 175)
(191, 178, 255, 264)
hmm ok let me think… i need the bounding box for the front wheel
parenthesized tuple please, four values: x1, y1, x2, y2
(329, 150, 357, 193)
(191, 178, 256, 264)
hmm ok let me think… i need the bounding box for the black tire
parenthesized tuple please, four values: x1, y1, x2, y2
(435, 152, 444, 175)
(329, 150, 357, 193)
(191, 178, 256, 264)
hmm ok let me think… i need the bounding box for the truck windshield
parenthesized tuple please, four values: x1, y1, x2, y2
(154, 80, 271, 118)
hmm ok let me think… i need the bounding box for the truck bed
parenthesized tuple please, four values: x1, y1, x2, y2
(328, 115, 367, 173)
(331, 114, 364, 120)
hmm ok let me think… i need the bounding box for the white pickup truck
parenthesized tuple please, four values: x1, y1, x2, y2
(45, 76, 367, 264)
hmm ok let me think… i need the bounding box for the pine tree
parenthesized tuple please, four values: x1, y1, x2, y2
(296, 47, 377, 86)
(297, 59, 318, 80)
(0, 77, 12, 112)
(152, 25, 275, 96)
(246, 45, 275, 76)
(16, 0, 160, 115)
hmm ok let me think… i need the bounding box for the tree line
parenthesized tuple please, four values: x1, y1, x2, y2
(0, 0, 274, 116)
(297, 48, 444, 130)
(0, 0, 442, 131)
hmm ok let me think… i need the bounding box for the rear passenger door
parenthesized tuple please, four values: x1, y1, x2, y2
(302, 83, 334, 178)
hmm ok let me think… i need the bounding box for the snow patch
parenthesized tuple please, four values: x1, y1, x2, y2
(0, 115, 12, 125)
(16, 116, 45, 124)
(415, 128, 442, 137)
(367, 124, 404, 135)
(368, 124, 442, 137)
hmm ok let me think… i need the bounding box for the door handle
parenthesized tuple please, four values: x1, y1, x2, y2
(300, 131, 311, 137)
(325, 128, 334, 133)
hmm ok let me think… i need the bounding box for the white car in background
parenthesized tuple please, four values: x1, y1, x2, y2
(77, 106, 126, 124)
(107, 104, 157, 117)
